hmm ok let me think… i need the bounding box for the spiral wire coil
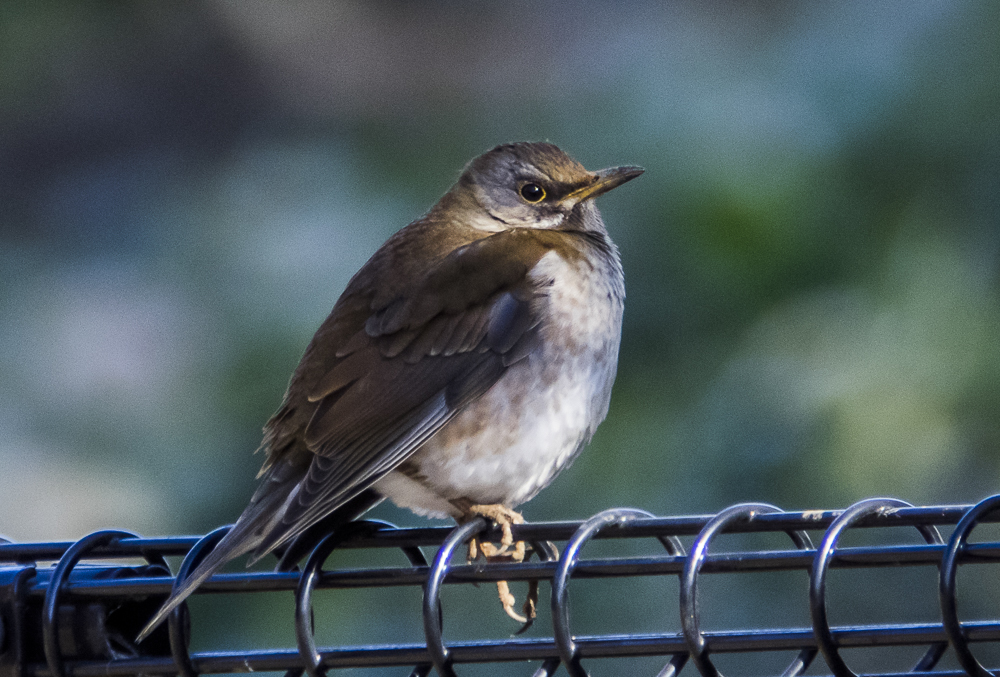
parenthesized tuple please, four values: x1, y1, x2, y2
(2, 495, 1000, 676)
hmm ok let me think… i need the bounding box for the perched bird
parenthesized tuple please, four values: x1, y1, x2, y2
(138, 142, 642, 639)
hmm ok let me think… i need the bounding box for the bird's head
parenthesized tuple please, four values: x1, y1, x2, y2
(442, 142, 643, 233)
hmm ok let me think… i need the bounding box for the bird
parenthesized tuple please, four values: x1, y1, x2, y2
(137, 141, 642, 640)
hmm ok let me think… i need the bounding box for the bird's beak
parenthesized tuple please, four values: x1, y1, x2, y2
(567, 165, 644, 203)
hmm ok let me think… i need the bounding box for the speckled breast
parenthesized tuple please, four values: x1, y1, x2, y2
(373, 240, 625, 519)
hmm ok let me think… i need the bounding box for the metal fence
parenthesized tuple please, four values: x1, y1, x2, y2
(3, 494, 1000, 677)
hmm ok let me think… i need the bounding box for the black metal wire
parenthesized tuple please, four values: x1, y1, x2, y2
(40, 529, 169, 677)
(5, 496, 1000, 676)
(552, 507, 686, 677)
(168, 525, 231, 677)
(809, 498, 947, 677)
(679, 503, 814, 677)
(296, 519, 430, 677)
(940, 494, 1000, 677)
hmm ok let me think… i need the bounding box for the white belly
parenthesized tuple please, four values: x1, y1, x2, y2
(373, 248, 624, 518)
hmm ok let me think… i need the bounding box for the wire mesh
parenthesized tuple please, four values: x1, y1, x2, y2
(2, 495, 1000, 676)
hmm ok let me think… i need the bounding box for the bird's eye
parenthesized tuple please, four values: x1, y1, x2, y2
(519, 182, 546, 203)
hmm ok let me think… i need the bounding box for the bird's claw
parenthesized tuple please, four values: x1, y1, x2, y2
(477, 542, 537, 628)
(461, 504, 536, 629)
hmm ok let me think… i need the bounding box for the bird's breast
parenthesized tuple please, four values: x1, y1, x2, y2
(373, 244, 625, 518)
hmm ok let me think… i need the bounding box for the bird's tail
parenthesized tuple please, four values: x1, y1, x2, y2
(136, 483, 385, 643)
(135, 500, 279, 642)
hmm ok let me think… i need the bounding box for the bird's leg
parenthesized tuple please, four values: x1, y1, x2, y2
(458, 503, 536, 626)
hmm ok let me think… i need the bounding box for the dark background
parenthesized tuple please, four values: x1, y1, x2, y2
(1, 2, 998, 674)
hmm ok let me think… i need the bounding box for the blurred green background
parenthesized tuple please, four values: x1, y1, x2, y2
(1, 1, 998, 674)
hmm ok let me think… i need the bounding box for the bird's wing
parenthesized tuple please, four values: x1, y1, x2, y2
(254, 227, 560, 554)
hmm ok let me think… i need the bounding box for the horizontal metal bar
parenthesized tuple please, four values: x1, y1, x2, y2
(29, 540, 1000, 600)
(3, 503, 992, 564)
(20, 620, 1000, 676)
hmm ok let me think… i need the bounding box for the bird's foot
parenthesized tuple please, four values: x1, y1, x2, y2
(461, 504, 536, 627)
(465, 503, 525, 560)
